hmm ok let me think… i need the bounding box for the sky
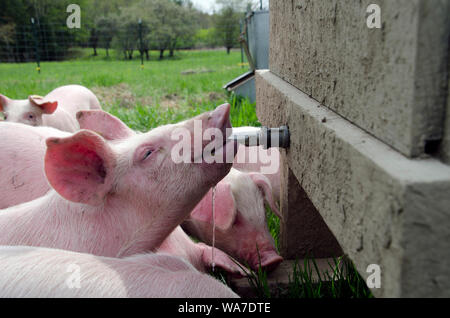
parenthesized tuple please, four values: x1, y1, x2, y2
(190, 0, 218, 13)
(190, 0, 269, 14)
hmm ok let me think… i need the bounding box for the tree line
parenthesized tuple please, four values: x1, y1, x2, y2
(0, 0, 255, 62)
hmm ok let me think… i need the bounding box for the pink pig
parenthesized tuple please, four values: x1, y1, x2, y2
(0, 122, 69, 209)
(183, 168, 283, 272)
(77, 110, 283, 272)
(0, 246, 238, 298)
(0, 104, 236, 264)
(0, 113, 244, 277)
(0, 84, 101, 132)
(233, 144, 281, 204)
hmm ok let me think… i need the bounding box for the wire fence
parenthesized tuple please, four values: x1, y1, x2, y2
(0, 19, 249, 67)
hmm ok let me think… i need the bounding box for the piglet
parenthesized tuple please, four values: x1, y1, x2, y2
(78, 110, 282, 272)
(0, 104, 235, 261)
(0, 246, 238, 298)
(183, 168, 283, 272)
(233, 144, 281, 204)
(0, 84, 101, 132)
(0, 122, 69, 209)
(0, 113, 244, 277)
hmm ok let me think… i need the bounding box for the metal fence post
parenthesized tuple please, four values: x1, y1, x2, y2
(31, 17, 40, 73)
(240, 19, 244, 69)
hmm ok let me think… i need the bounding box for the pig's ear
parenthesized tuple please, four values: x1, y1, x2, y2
(249, 173, 281, 219)
(0, 94, 10, 111)
(190, 183, 237, 231)
(44, 130, 115, 206)
(28, 95, 58, 114)
(76, 110, 135, 140)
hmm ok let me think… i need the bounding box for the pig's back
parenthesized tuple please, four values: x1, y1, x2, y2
(46, 84, 102, 115)
(0, 246, 239, 298)
(0, 122, 68, 208)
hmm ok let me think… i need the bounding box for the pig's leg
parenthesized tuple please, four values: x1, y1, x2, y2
(197, 242, 246, 277)
(158, 227, 245, 277)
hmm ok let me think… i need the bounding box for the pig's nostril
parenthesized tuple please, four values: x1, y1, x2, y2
(259, 256, 283, 272)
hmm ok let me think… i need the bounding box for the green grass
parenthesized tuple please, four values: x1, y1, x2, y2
(0, 49, 244, 122)
(242, 255, 374, 299)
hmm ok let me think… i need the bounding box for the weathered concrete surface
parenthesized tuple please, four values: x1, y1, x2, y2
(279, 160, 343, 259)
(440, 75, 450, 164)
(256, 70, 450, 298)
(269, 0, 450, 158)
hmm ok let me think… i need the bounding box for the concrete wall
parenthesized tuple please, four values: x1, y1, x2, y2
(440, 75, 450, 163)
(256, 0, 450, 297)
(269, 0, 450, 157)
(256, 70, 450, 297)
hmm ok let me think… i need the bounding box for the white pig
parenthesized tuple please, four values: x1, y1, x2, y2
(0, 104, 236, 263)
(0, 246, 238, 298)
(0, 84, 101, 132)
(77, 110, 283, 272)
(233, 144, 281, 204)
(0, 122, 69, 209)
(183, 168, 283, 271)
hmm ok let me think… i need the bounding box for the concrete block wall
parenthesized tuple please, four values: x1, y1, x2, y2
(441, 75, 450, 163)
(269, 0, 450, 158)
(256, 0, 450, 297)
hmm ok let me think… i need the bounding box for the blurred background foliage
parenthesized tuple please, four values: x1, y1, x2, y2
(0, 0, 267, 62)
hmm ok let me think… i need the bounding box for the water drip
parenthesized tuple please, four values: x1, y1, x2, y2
(211, 186, 216, 272)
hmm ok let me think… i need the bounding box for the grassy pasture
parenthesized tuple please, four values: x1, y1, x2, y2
(0, 49, 246, 124)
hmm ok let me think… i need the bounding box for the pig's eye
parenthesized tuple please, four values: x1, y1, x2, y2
(3, 115, 7, 120)
(135, 145, 158, 163)
(25, 113, 35, 120)
(143, 149, 153, 160)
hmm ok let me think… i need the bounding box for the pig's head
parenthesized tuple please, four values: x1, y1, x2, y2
(45, 104, 235, 248)
(188, 168, 283, 272)
(0, 94, 57, 126)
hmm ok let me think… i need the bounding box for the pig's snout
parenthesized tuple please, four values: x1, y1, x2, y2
(200, 103, 236, 164)
(257, 250, 283, 272)
(245, 246, 283, 272)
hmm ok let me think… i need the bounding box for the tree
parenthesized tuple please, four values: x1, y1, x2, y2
(112, 18, 140, 60)
(167, 2, 198, 57)
(97, 16, 117, 57)
(147, 0, 178, 59)
(93, 0, 202, 61)
(89, 28, 99, 56)
(214, 6, 240, 54)
(0, 23, 16, 62)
